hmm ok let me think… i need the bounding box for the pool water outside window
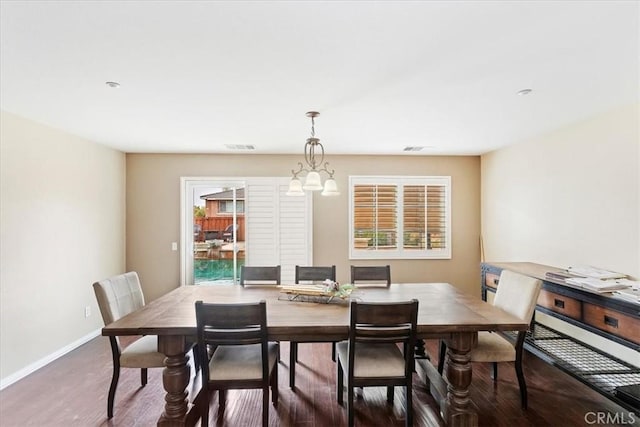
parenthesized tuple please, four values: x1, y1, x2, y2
(194, 259, 245, 285)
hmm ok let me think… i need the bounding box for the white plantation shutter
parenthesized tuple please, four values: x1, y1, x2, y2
(403, 185, 426, 249)
(349, 176, 451, 260)
(403, 184, 447, 250)
(278, 183, 312, 283)
(426, 185, 447, 250)
(245, 178, 312, 283)
(353, 184, 398, 250)
(245, 183, 278, 264)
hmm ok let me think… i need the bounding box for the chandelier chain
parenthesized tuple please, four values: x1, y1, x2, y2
(310, 115, 315, 138)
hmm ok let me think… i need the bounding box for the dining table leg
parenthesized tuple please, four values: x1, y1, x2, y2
(157, 335, 191, 427)
(443, 331, 478, 427)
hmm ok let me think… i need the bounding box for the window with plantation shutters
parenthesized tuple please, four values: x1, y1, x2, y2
(403, 185, 447, 250)
(353, 184, 398, 250)
(349, 176, 451, 260)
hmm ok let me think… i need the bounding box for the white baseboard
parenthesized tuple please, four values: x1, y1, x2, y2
(0, 328, 101, 390)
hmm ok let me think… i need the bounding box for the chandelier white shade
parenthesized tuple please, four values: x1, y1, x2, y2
(302, 171, 322, 190)
(321, 177, 339, 196)
(287, 111, 339, 197)
(286, 177, 304, 196)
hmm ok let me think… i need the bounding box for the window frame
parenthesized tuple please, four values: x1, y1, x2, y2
(219, 200, 245, 214)
(348, 175, 452, 260)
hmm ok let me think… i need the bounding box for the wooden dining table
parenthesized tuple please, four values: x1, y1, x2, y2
(101, 282, 528, 427)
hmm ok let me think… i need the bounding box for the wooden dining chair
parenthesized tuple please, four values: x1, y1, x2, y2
(93, 272, 167, 419)
(289, 265, 337, 388)
(336, 299, 419, 427)
(239, 265, 281, 286)
(438, 270, 542, 409)
(195, 300, 279, 427)
(238, 265, 282, 360)
(350, 265, 391, 287)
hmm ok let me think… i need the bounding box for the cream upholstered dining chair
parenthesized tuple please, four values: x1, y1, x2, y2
(350, 265, 391, 287)
(438, 269, 542, 409)
(195, 300, 279, 427)
(336, 299, 419, 427)
(289, 265, 337, 388)
(93, 272, 166, 419)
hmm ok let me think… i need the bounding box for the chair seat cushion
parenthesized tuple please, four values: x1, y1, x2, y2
(209, 342, 278, 381)
(469, 331, 516, 362)
(120, 335, 166, 368)
(336, 341, 405, 378)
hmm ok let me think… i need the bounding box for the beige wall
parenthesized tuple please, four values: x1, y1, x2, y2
(481, 104, 639, 364)
(126, 154, 481, 302)
(481, 104, 639, 276)
(0, 111, 126, 383)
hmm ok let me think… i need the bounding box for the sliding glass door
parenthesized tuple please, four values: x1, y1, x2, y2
(182, 179, 245, 285)
(181, 177, 313, 286)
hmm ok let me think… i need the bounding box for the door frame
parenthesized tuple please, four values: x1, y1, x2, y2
(180, 176, 313, 286)
(180, 177, 245, 286)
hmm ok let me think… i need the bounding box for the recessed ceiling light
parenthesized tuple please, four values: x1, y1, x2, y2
(517, 88, 532, 96)
(105, 81, 120, 88)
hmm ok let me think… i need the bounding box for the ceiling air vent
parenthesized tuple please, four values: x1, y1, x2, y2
(225, 144, 255, 150)
(403, 146, 424, 152)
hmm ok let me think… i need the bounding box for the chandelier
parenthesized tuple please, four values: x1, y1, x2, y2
(286, 111, 339, 196)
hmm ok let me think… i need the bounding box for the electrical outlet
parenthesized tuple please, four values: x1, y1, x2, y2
(84, 306, 91, 318)
(171, 242, 178, 251)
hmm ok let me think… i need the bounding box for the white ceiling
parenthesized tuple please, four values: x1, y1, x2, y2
(1, 1, 638, 155)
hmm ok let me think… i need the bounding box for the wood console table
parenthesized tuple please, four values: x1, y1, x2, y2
(482, 262, 640, 413)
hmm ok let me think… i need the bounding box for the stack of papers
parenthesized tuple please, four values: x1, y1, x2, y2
(612, 288, 640, 304)
(545, 270, 581, 282)
(565, 277, 631, 293)
(613, 278, 640, 287)
(567, 265, 627, 280)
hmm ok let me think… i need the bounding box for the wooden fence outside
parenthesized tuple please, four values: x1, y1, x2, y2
(194, 217, 245, 241)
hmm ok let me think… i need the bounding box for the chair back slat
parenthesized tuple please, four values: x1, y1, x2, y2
(354, 325, 414, 343)
(240, 266, 281, 286)
(203, 329, 261, 345)
(295, 265, 336, 284)
(350, 265, 391, 286)
(202, 325, 264, 346)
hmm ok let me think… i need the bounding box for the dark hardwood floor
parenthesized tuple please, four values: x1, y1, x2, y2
(0, 337, 629, 426)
